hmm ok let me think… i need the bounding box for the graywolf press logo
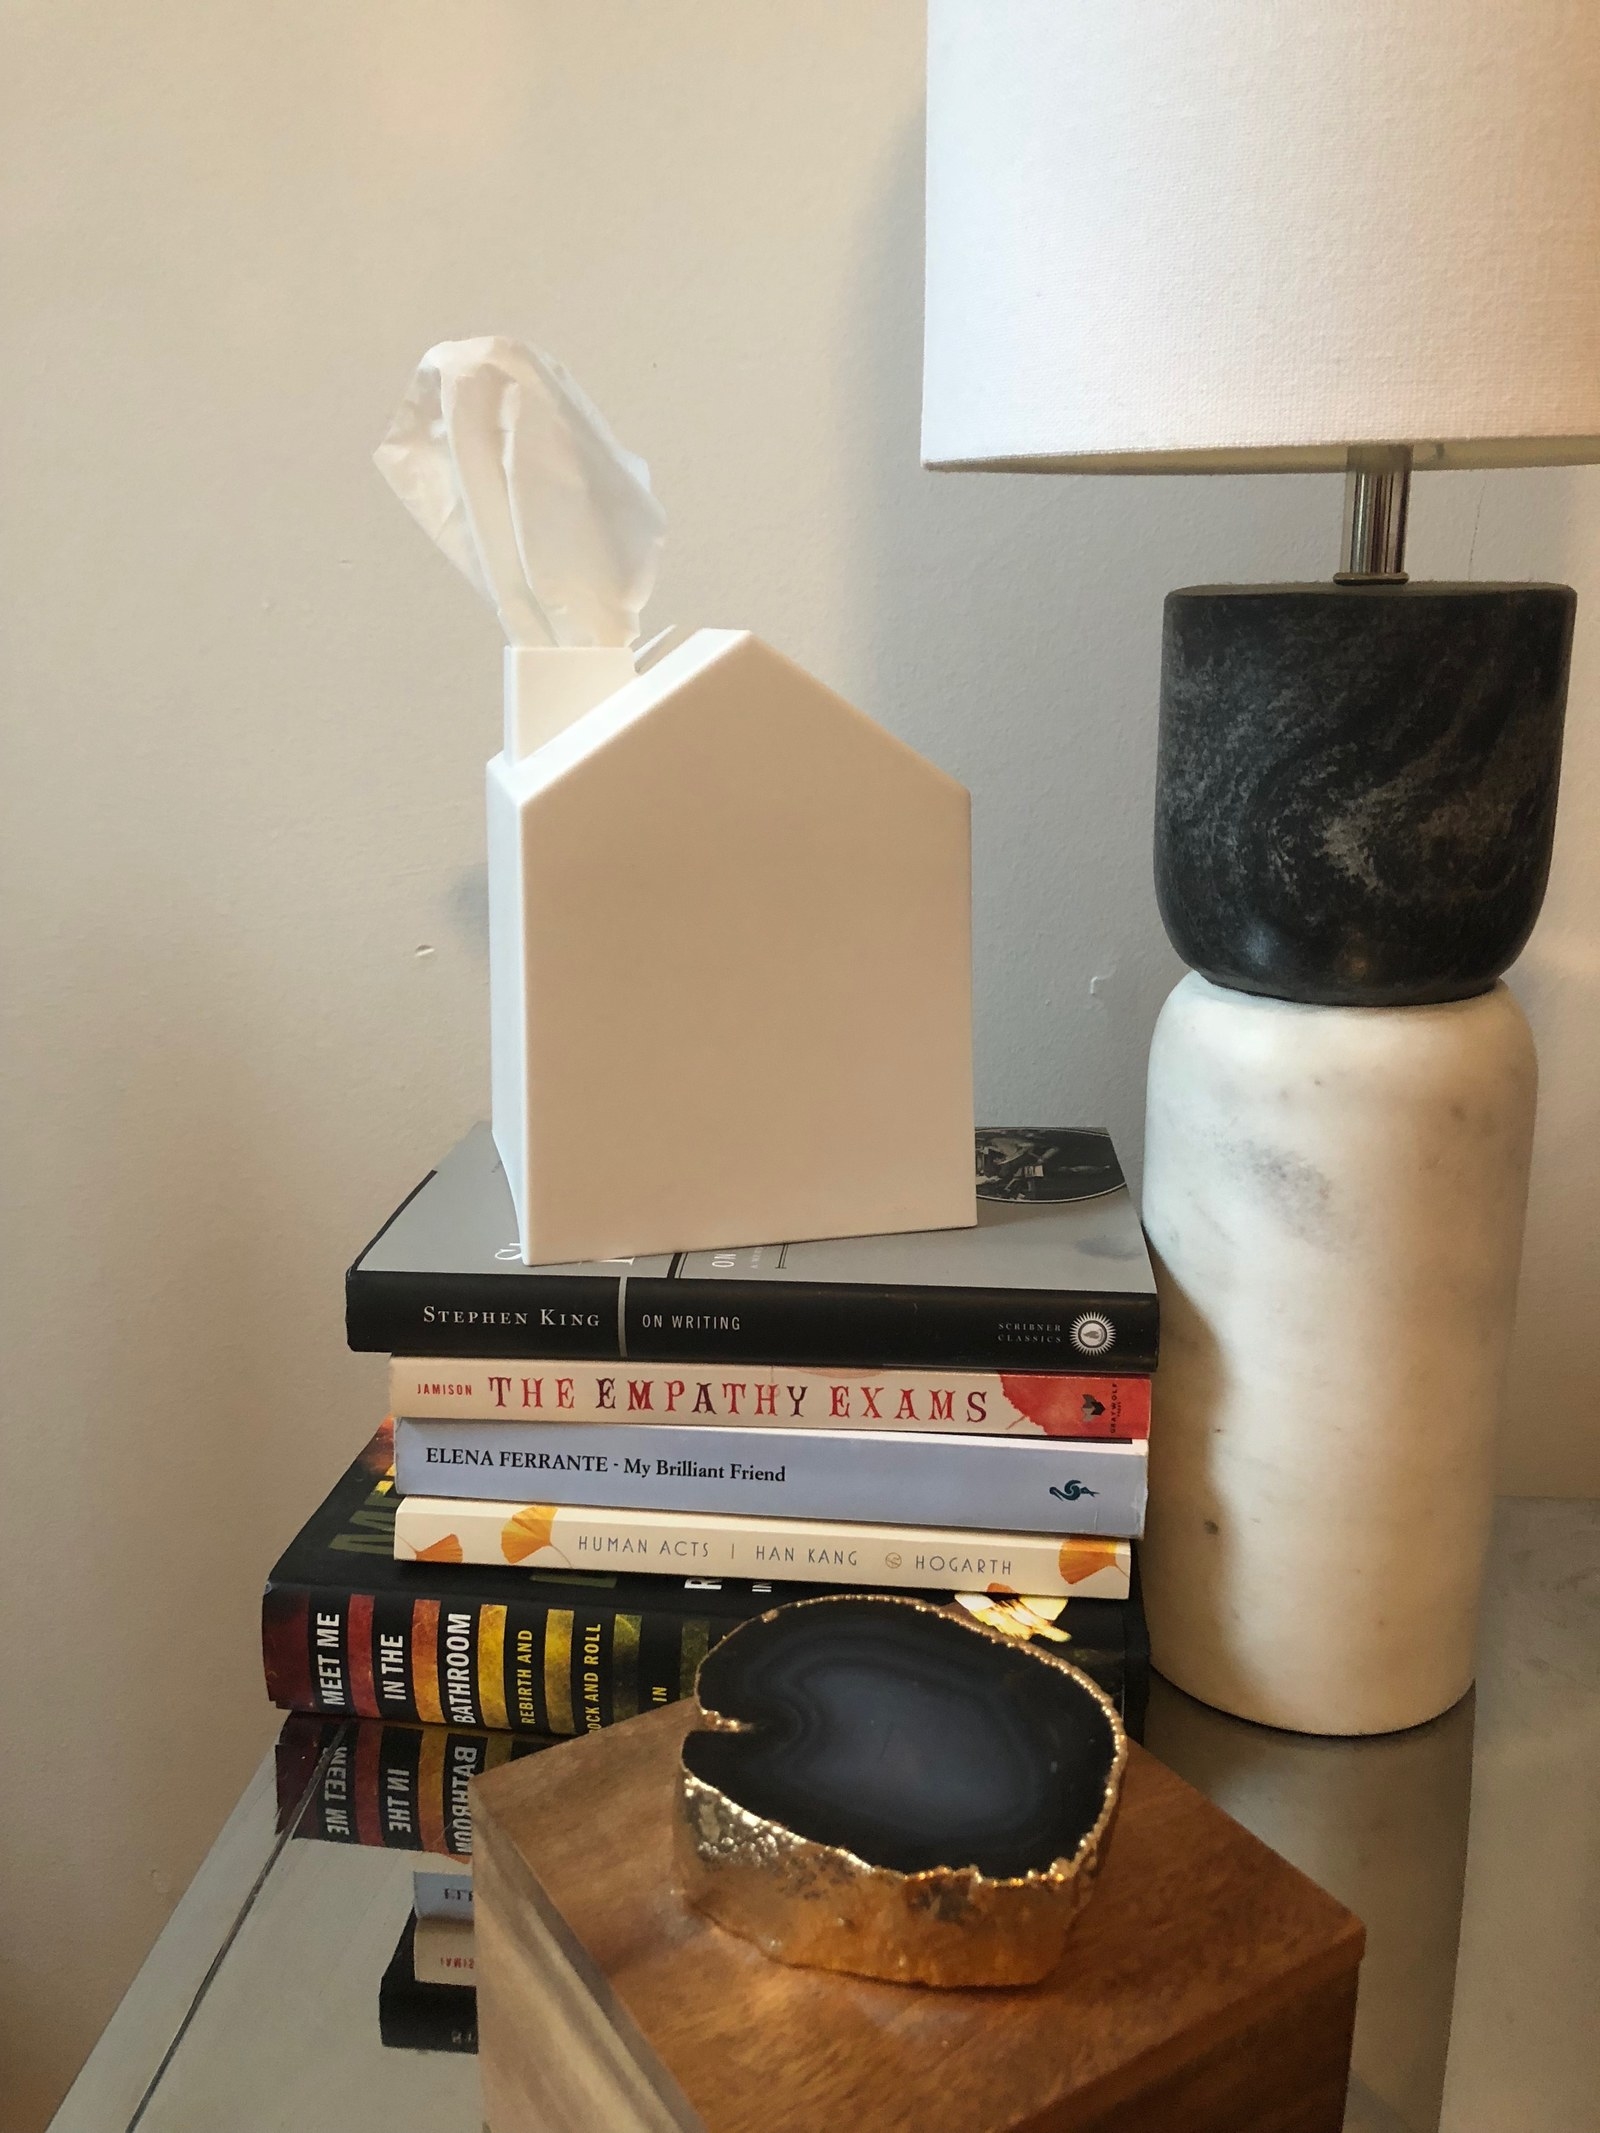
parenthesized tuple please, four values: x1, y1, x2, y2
(1049, 1480, 1099, 1503)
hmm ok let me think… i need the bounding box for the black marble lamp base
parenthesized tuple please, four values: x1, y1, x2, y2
(1155, 583, 1575, 1006)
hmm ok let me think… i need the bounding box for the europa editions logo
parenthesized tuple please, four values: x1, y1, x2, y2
(1049, 1480, 1099, 1503)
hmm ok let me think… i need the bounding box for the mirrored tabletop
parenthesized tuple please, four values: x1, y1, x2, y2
(48, 1499, 1599, 2133)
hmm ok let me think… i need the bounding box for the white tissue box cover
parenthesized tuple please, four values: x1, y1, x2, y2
(488, 629, 974, 1262)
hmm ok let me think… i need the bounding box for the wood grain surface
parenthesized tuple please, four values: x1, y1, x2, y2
(475, 1702, 1364, 2133)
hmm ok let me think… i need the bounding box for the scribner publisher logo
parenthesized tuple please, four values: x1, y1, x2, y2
(1069, 1312, 1115, 1355)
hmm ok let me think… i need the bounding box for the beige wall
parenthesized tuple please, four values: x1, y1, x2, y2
(2, 3, 1596, 2121)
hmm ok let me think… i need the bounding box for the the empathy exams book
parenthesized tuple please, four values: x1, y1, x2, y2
(388, 1357, 1150, 1441)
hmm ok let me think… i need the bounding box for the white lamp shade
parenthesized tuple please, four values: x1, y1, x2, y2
(923, 0, 1600, 473)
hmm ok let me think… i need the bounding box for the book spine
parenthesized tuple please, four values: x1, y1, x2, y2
(396, 1495, 1132, 1601)
(346, 1269, 623, 1360)
(348, 1267, 1159, 1371)
(395, 1418, 1146, 1538)
(378, 1987, 477, 2056)
(1123, 1547, 1152, 1745)
(379, 1919, 477, 2054)
(265, 1584, 721, 1739)
(412, 1914, 476, 1985)
(271, 1601, 1137, 1774)
(280, 1720, 516, 1853)
(274, 1713, 544, 1848)
(414, 1868, 475, 1921)
(390, 1357, 1151, 1441)
(627, 1278, 1159, 1373)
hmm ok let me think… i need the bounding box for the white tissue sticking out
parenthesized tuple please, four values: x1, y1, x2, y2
(374, 336, 666, 649)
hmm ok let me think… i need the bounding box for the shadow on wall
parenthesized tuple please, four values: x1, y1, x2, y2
(849, 114, 1343, 1188)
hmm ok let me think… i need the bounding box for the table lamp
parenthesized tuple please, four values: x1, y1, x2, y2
(923, 0, 1600, 1734)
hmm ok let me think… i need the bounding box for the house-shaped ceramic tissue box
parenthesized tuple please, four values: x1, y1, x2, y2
(488, 630, 975, 1264)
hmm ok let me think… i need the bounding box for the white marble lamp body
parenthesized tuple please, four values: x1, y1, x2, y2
(1140, 977, 1536, 1736)
(487, 634, 976, 1265)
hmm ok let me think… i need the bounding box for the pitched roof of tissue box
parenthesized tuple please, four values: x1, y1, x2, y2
(488, 628, 974, 1264)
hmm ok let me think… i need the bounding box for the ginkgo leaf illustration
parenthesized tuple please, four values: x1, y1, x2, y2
(501, 1503, 559, 1563)
(411, 1533, 464, 1564)
(1058, 1539, 1124, 1586)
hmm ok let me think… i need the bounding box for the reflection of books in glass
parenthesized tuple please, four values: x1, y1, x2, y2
(414, 1866, 473, 1920)
(412, 1913, 475, 1985)
(378, 1916, 475, 2055)
(274, 1711, 548, 1856)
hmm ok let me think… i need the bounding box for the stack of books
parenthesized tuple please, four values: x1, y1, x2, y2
(263, 1124, 1157, 1746)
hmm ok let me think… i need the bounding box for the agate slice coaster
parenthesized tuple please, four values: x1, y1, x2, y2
(674, 1593, 1127, 1987)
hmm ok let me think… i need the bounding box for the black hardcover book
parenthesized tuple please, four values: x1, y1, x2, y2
(346, 1126, 1158, 1371)
(1122, 1544, 1151, 1744)
(263, 1428, 1149, 1740)
(378, 1916, 476, 2054)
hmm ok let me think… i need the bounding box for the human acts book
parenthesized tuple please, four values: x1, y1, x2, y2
(395, 1493, 1131, 1602)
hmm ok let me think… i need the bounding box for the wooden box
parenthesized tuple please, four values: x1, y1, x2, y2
(472, 1703, 1364, 2133)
